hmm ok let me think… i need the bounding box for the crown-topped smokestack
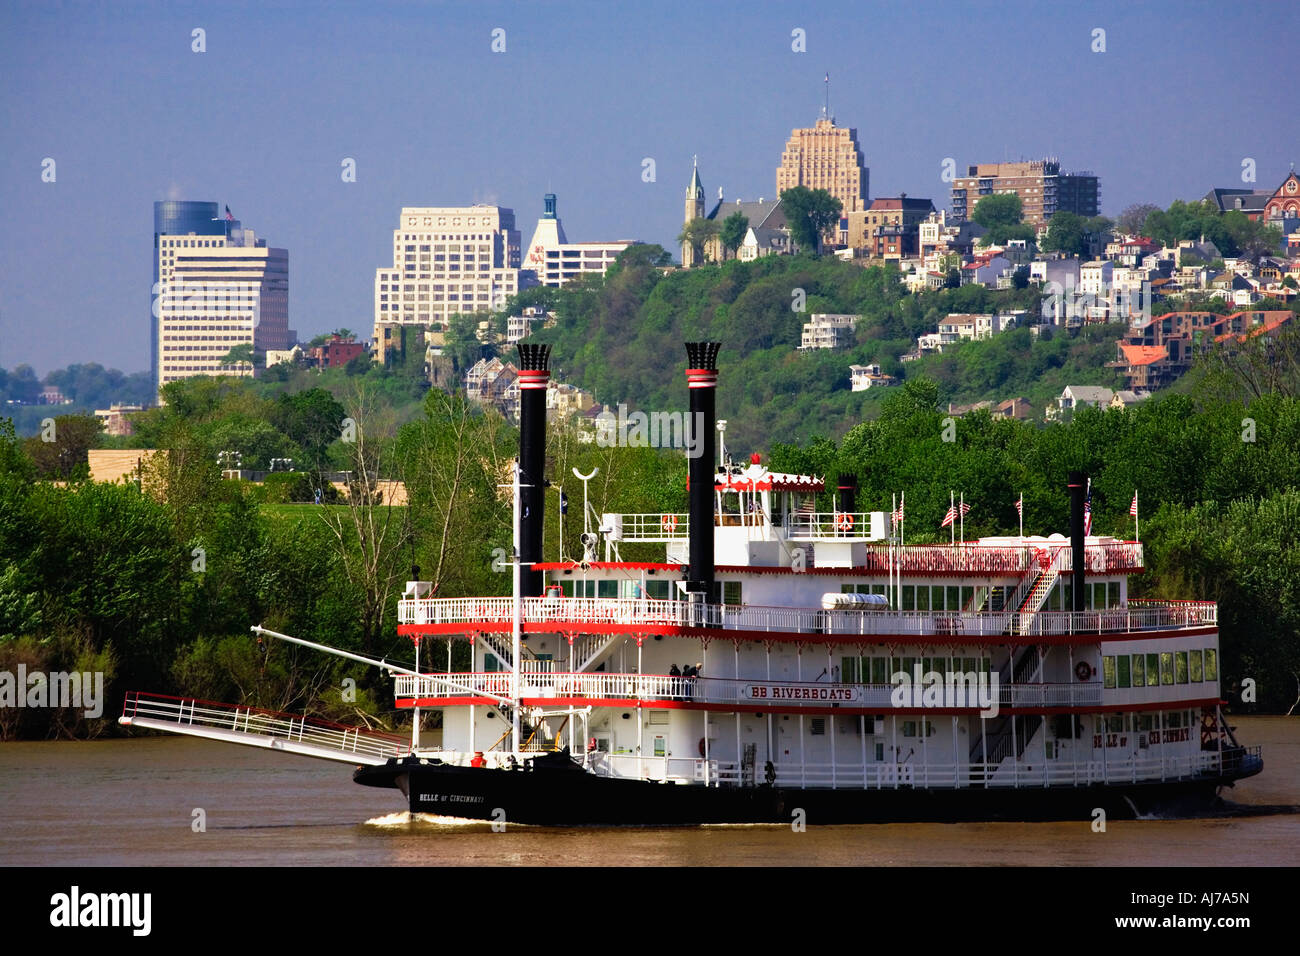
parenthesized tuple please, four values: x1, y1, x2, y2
(517, 343, 551, 597)
(685, 342, 721, 603)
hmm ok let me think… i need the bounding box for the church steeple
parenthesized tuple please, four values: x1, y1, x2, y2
(686, 156, 705, 211)
(682, 156, 708, 268)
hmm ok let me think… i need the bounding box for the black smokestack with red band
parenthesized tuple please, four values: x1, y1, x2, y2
(1068, 470, 1086, 612)
(685, 342, 720, 602)
(517, 343, 551, 597)
(837, 474, 857, 514)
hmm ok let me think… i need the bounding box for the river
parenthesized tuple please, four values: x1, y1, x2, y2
(1, 716, 1296, 866)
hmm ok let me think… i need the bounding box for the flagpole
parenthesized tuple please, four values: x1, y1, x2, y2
(1018, 492, 1024, 539)
(891, 492, 897, 608)
(949, 490, 955, 547)
(1135, 490, 1139, 543)
(960, 492, 965, 546)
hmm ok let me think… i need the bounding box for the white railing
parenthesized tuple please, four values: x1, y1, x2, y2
(120, 691, 408, 761)
(784, 512, 877, 539)
(394, 672, 1105, 710)
(398, 595, 1217, 637)
(610, 513, 690, 540)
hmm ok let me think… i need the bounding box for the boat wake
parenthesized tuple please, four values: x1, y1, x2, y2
(363, 811, 510, 828)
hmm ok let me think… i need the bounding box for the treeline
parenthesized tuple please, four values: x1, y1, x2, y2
(0, 377, 682, 739)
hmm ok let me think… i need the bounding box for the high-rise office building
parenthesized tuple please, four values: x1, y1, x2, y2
(372, 205, 523, 362)
(950, 160, 1100, 225)
(775, 117, 869, 214)
(153, 201, 291, 392)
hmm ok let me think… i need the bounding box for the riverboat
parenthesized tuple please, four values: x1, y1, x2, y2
(120, 340, 1261, 825)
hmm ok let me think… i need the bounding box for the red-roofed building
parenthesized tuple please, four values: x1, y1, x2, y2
(1113, 309, 1294, 391)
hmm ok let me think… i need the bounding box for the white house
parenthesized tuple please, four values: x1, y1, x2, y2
(850, 363, 898, 391)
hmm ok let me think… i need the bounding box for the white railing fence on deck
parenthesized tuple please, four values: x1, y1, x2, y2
(398, 595, 1216, 637)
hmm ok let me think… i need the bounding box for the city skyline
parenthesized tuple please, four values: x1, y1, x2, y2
(2, 0, 1295, 375)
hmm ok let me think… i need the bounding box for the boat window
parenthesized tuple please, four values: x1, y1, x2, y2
(901, 587, 915, 611)
(810, 718, 826, 736)
(1138, 713, 1153, 732)
(1175, 651, 1189, 684)
(875, 743, 885, 761)
(723, 581, 742, 606)
(1106, 714, 1124, 733)
(947, 586, 960, 611)
(915, 587, 930, 611)
(1108, 582, 1120, 607)
(1145, 653, 1160, 686)
(871, 657, 890, 684)
(1204, 648, 1217, 681)
(960, 586, 974, 610)
(1167, 711, 1182, 729)
(841, 657, 859, 684)
(1160, 652, 1174, 685)
(902, 721, 917, 737)
(597, 580, 618, 599)
(653, 736, 666, 757)
(1117, 655, 1131, 688)
(645, 580, 671, 600)
(1189, 649, 1203, 682)
(1131, 654, 1145, 686)
(1102, 656, 1116, 689)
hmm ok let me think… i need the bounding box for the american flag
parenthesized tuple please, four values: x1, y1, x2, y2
(892, 496, 904, 523)
(959, 501, 971, 516)
(940, 505, 958, 528)
(225, 204, 234, 222)
(1129, 492, 1138, 517)
(1083, 479, 1093, 536)
(1015, 495, 1023, 519)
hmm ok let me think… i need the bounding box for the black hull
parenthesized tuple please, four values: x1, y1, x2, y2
(354, 754, 1262, 826)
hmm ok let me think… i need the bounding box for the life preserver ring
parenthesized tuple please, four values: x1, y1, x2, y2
(698, 737, 707, 758)
(661, 514, 678, 533)
(836, 513, 854, 531)
(1075, 661, 1093, 681)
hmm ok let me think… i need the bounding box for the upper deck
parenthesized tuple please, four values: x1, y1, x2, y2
(397, 595, 1216, 643)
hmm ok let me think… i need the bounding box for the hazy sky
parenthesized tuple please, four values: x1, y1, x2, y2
(1, 0, 1295, 376)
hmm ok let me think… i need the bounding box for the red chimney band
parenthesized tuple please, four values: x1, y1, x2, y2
(518, 369, 551, 390)
(686, 369, 718, 389)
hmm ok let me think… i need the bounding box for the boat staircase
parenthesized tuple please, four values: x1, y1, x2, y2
(118, 691, 408, 765)
(568, 632, 619, 672)
(1008, 547, 1067, 636)
(969, 644, 1045, 770)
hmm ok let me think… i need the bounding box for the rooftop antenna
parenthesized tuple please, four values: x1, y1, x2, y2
(823, 72, 830, 121)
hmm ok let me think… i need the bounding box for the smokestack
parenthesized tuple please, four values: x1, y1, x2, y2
(837, 474, 858, 514)
(1068, 470, 1086, 612)
(517, 343, 551, 597)
(685, 342, 721, 602)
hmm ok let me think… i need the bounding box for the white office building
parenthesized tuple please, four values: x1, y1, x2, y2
(521, 194, 636, 287)
(373, 205, 524, 360)
(155, 221, 291, 388)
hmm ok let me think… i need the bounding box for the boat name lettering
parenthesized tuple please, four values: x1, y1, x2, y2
(419, 793, 486, 804)
(746, 684, 862, 702)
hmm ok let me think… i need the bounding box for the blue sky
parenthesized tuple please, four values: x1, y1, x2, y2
(1, 0, 1295, 375)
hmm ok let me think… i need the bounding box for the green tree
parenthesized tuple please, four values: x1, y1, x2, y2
(1040, 211, 1088, 257)
(719, 212, 750, 260)
(678, 217, 720, 265)
(22, 414, 102, 480)
(971, 194, 1024, 230)
(218, 343, 262, 371)
(779, 187, 842, 255)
